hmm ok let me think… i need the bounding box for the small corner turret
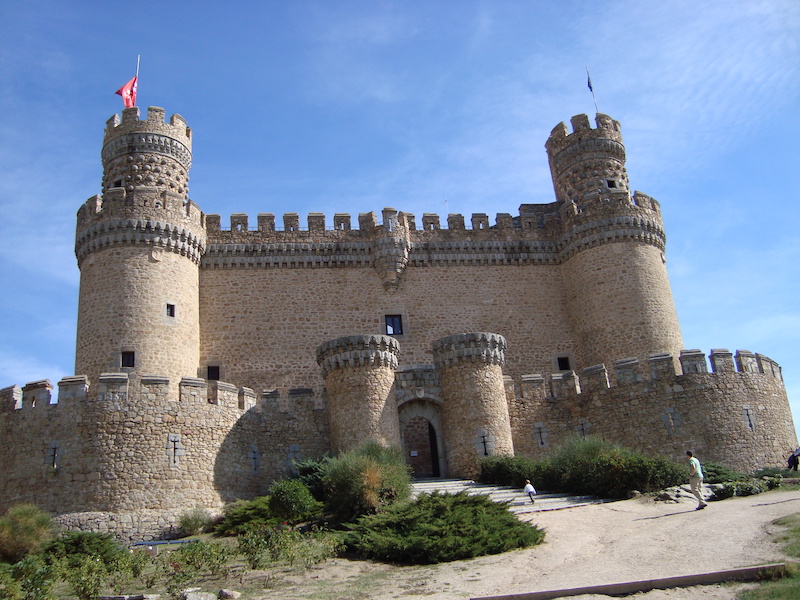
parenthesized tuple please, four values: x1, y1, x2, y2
(545, 113, 629, 208)
(102, 106, 192, 197)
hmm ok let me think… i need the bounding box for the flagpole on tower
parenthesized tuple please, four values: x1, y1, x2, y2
(586, 66, 599, 114)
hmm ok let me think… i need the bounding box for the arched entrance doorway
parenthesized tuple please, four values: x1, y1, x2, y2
(398, 398, 446, 478)
(403, 416, 440, 477)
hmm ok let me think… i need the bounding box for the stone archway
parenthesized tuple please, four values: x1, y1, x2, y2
(398, 399, 446, 478)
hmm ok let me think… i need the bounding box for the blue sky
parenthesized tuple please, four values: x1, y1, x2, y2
(1, 1, 799, 441)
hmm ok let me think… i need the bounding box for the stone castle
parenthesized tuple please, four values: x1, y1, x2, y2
(0, 107, 796, 540)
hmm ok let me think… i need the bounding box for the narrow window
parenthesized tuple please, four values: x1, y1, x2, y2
(386, 315, 403, 336)
(607, 179, 617, 188)
(557, 356, 571, 371)
(207, 366, 220, 381)
(166, 303, 176, 317)
(121, 351, 135, 368)
(113, 179, 122, 188)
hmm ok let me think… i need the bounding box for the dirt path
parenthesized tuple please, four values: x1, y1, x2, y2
(269, 488, 800, 600)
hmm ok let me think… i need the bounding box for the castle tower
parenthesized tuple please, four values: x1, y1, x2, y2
(74, 107, 206, 391)
(546, 114, 683, 371)
(316, 334, 402, 452)
(432, 333, 513, 479)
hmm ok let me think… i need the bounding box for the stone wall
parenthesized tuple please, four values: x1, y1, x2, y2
(508, 349, 796, 472)
(0, 373, 331, 541)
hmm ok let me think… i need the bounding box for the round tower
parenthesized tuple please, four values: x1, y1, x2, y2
(546, 114, 683, 371)
(74, 106, 206, 392)
(432, 332, 513, 479)
(316, 334, 402, 452)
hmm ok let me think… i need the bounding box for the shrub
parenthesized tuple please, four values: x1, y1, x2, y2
(178, 507, 213, 536)
(62, 555, 108, 600)
(480, 437, 685, 499)
(702, 462, 747, 484)
(9, 554, 58, 600)
(267, 479, 321, 524)
(479, 455, 541, 487)
(710, 478, 773, 501)
(323, 442, 411, 522)
(215, 496, 278, 535)
(347, 491, 544, 564)
(294, 455, 333, 501)
(237, 526, 273, 569)
(0, 563, 22, 600)
(171, 540, 232, 577)
(0, 505, 54, 563)
(40, 531, 126, 569)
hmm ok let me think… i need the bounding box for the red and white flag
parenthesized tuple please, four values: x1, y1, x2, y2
(115, 76, 138, 108)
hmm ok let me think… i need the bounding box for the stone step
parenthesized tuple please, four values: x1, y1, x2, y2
(411, 478, 610, 514)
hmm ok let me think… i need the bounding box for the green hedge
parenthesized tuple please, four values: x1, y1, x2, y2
(346, 491, 544, 564)
(479, 436, 685, 499)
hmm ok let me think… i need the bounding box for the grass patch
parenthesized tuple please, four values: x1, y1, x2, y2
(737, 513, 800, 599)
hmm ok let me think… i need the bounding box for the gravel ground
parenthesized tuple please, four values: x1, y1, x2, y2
(268, 488, 800, 600)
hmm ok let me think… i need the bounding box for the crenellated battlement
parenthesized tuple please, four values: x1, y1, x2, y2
(0, 373, 259, 413)
(516, 348, 784, 400)
(206, 209, 524, 237)
(101, 107, 192, 199)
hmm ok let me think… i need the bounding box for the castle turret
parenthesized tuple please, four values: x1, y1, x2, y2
(316, 334, 402, 452)
(433, 332, 513, 479)
(74, 107, 206, 392)
(546, 114, 683, 372)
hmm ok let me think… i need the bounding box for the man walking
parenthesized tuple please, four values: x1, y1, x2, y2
(687, 451, 707, 510)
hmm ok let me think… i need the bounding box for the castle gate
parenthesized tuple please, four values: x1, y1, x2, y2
(398, 398, 446, 478)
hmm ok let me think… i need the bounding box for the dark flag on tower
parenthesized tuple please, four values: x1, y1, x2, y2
(587, 73, 593, 93)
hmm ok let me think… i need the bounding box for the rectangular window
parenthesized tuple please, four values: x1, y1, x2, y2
(166, 303, 176, 317)
(557, 356, 571, 371)
(207, 366, 220, 381)
(385, 315, 403, 336)
(121, 351, 135, 368)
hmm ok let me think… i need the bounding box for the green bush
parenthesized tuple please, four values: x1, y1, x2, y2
(710, 478, 773, 501)
(480, 437, 685, 499)
(171, 540, 232, 577)
(702, 462, 747, 484)
(215, 496, 279, 535)
(294, 455, 333, 501)
(62, 555, 108, 600)
(9, 554, 58, 600)
(178, 507, 213, 537)
(323, 442, 411, 522)
(268, 479, 321, 524)
(40, 531, 126, 569)
(0, 505, 54, 564)
(347, 491, 544, 564)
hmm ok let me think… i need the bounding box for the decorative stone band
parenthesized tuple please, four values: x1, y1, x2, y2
(431, 332, 507, 368)
(548, 137, 626, 178)
(101, 133, 192, 170)
(76, 218, 206, 265)
(203, 241, 373, 269)
(316, 334, 400, 378)
(555, 214, 666, 260)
